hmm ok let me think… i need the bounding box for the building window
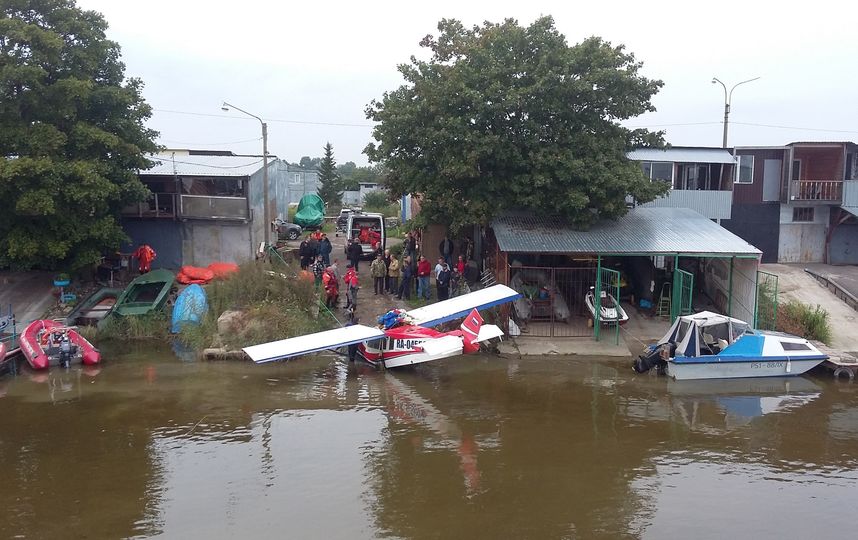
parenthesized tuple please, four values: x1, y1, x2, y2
(792, 207, 814, 222)
(290, 173, 302, 185)
(640, 161, 673, 183)
(735, 155, 754, 184)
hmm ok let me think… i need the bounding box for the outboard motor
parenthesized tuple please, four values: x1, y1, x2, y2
(59, 333, 72, 368)
(633, 343, 673, 374)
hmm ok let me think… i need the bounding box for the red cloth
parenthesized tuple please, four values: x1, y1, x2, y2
(207, 262, 239, 279)
(456, 261, 466, 274)
(417, 260, 431, 277)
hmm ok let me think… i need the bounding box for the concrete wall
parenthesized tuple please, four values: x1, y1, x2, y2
(181, 221, 252, 267)
(777, 204, 829, 263)
(702, 256, 758, 324)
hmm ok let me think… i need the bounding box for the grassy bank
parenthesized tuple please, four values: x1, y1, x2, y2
(96, 259, 329, 351)
(179, 260, 327, 350)
(777, 300, 832, 344)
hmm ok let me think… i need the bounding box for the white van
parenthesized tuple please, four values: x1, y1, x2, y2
(345, 212, 386, 258)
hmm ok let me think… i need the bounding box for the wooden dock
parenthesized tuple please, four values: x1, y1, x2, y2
(814, 342, 858, 379)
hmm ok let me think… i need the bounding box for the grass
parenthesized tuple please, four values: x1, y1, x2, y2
(178, 259, 326, 350)
(777, 300, 832, 345)
(98, 312, 172, 341)
(95, 259, 328, 351)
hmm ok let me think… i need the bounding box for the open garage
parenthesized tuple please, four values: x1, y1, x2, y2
(487, 208, 766, 343)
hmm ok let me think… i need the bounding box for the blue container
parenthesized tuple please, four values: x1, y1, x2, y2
(53, 279, 71, 287)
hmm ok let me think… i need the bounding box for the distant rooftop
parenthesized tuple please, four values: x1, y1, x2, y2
(627, 147, 736, 164)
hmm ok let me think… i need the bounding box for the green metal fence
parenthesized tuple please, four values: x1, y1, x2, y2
(594, 266, 621, 345)
(671, 268, 694, 321)
(754, 270, 779, 330)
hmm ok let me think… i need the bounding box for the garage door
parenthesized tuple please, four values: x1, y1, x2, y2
(830, 224, 858, 265)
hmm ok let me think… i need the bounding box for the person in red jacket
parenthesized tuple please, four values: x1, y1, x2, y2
(416, 255, 431, 300)
(133, 244, 156, 274)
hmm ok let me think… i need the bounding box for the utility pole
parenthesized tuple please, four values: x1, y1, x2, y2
(222, 102, 270, 246)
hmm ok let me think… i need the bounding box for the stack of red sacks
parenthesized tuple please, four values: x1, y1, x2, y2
(176, 262, 239, 284)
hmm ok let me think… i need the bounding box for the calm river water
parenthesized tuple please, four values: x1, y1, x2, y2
(1, 343, 857, 539)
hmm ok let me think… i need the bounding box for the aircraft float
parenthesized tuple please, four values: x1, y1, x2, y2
(243, 284, 520, 368)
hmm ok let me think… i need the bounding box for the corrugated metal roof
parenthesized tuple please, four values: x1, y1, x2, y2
(141, 153, 266, 177)
(627, 147, 736, 164)
(492, 207, 761, 256)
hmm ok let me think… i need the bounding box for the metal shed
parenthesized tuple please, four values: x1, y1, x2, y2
(489, 208, 768, 342)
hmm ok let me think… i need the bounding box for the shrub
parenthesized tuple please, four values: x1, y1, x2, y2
(777, 300, 832, 344)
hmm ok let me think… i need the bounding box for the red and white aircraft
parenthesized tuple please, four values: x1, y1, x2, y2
(243, 284, 520, 369)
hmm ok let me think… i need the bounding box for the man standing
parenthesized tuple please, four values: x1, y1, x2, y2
(387, 255, 400, 295)
(319, 234, 332, 267)
(370, 253, 387, 295)
(347, 238, 363, 271)
(383, 249, 392, 292)
(396, 256, 412, 300)
(298, 237, 312, 270)
(439, 236, 454, 267)
(343, 263, 359, 309)
(434, 257, 444, 280)
(436, 262, 451, 300)
(416, 255, 431, 300)
(312, 255, 325, 288)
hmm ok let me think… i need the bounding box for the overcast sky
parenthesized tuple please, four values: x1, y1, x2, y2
(78, 0, 858, 165)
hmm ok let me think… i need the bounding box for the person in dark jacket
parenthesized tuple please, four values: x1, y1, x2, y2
(439, 236, 454, 267)
(319, 234, 332, 266)
(436, 262, 451, 300)
(396, 256, 412, 300)
(298, 238, 312, 270)
(347, 238, 363, 271)
(307, 235, 320, 260)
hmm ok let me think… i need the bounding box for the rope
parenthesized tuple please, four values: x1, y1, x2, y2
(619, 324, 651, 349)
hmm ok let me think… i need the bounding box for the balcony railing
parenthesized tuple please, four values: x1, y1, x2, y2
(180, 194, 248, 220)
(791, 180, 843, 202)
(122, 193, 249, 220)
(637, 189, 733, 220)
(121, 193, 177, 218)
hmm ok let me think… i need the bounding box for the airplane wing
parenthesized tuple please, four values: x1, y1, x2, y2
(406, 284, 521, 328)
(244, 325, 386, 364)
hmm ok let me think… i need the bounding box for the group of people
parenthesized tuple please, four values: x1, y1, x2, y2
(308, 229, 473, 317)
(298, 231, 333, 270)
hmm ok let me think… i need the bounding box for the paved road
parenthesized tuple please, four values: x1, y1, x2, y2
(0, 271, 56, 330)
(760, 263, 858, 353)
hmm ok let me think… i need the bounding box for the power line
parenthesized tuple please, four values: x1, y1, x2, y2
(150, 157, 265, 170)
(731, 121, 858, 135)
(159, 136, 263, 146)
(153, 108, 374, 128)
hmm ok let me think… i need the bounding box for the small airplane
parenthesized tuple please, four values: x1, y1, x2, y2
(243, 284, 521, 369)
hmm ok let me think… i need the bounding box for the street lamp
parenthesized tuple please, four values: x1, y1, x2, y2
(221, 101, 270, 246)
(711, 76, 760, 148)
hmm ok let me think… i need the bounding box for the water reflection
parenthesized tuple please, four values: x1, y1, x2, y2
(1, 347, 857, 539)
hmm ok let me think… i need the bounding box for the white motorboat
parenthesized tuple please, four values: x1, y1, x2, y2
(585, 287, 629, 325)
(633, 311, 828, 380)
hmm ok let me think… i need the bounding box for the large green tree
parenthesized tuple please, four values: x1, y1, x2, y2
(315, 142, 342, 208)
(365, 17, 668, 230)
(0, 0, 158, 270)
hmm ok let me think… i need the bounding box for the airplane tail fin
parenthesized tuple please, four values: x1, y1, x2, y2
(460, 308, 484, 354)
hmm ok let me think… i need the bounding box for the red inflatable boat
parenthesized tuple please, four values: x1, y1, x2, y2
(19, 320, 101, 370)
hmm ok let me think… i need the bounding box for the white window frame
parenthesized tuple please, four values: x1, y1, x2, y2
(290, 173, 302, 185)
(791, 159, 802, 182)
(792, 207, 814, 223)
(735, 155, 754, 184)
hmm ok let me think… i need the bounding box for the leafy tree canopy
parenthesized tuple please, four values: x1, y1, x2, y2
(0, 0, 158, 270)
(364, 16, 668, 230)
(298, 156, 321, 169)
(316, 142, 343, 208)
